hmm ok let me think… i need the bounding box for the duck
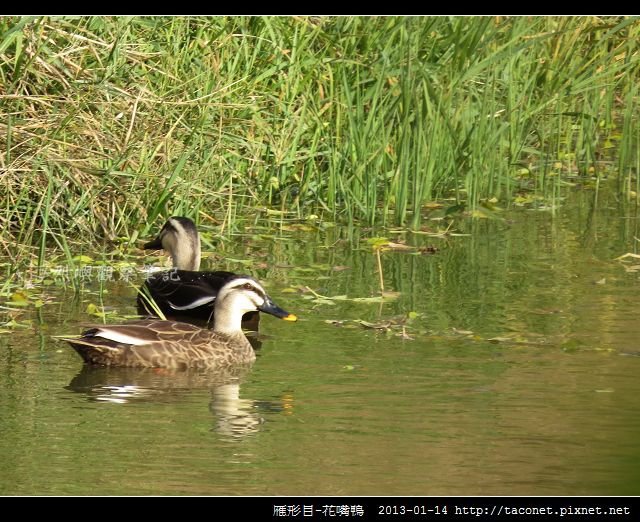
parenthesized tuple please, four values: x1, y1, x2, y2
(137, 216, 259, 330)
(64, 276, 297, 369)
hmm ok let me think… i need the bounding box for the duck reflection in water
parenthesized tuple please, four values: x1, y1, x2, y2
(66, 365, 280, 440)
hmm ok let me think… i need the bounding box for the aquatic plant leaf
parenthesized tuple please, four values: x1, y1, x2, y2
(281, 223, 316, 232)
(10, 291, 30, 306)
(356, 320, 391, 329)
(385, 242, 415, 251)
(72, 255, 94, 263)
(471, 209, 489, 219)
(86, 303, 105, 318)
(312, 298, 337, 306)
(451, 328, 474, 336)
(224, 257, 254, 265)
(366, 237, 390, 250)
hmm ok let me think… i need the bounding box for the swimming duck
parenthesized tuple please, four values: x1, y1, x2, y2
(137, 216, 259, 330)
(64, 276, 297, 369)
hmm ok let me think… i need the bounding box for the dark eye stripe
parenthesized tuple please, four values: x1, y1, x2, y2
(234, 282, 265, 299)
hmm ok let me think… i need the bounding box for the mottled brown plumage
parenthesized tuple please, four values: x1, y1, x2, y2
(64, 276, 296, 369)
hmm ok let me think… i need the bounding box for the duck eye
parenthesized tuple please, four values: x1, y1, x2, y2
(242, 283, 253, 290)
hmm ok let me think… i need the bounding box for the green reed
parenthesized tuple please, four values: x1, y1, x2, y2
(0, 16, 638, 263)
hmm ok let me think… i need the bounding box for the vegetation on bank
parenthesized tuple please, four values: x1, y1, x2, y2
(1, 16, 639, 259)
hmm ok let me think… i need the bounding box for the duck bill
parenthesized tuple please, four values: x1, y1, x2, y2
(143, 235, 163, 250)
(258, 297, 297, 321)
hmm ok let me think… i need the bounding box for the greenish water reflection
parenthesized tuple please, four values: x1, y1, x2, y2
(1, 189, 639, 495)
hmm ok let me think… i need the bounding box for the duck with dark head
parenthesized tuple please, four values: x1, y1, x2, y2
(138, 216, 260, 331)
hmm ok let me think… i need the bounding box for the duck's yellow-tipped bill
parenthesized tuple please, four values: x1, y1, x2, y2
(259, 297, 297, 322)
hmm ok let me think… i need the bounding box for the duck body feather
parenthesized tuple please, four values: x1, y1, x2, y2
(66, 320, 255, 370)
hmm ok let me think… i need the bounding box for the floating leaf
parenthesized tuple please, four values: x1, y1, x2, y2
(366, 237, 390, 249)
(312, 298, 337, 306)
(487, 336, 512, 343)
(357, 320, 391, 330)
(615, 253, 640, 261)
(305, 286, 396, 303)
(291, 266, 321, 273)
(224, 257, 253, 266)
(385, 241, 415, 251)
(1, 319, 32, 329)
(452, 328, 474, 336)
(281, 223, 316, 232)
(10, 291, 30, 305)
(86, 303, 105, 318)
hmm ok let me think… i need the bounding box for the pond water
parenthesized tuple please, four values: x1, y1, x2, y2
(1, 188, 639, 496)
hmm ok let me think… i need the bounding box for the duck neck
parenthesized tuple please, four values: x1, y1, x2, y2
(172, 241, 201, 271)
(212, 307, 245, 336)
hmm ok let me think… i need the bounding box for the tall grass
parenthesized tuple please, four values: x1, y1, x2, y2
(0, 16, 639, 260)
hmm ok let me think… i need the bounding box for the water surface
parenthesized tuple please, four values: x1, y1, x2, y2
(1, 189, 639, 495)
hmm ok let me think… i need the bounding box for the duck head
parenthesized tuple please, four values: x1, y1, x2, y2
(144, 216, 201, 271)
(214, 276, 297, 334)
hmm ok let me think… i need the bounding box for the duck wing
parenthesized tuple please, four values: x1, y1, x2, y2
(72, 320, 203, 346)
(142, 270, 238, 311)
